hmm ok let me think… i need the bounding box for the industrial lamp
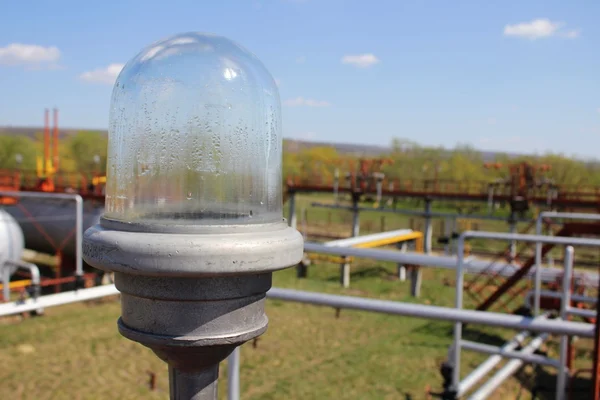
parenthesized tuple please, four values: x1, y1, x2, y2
(83, 32, 303, 399)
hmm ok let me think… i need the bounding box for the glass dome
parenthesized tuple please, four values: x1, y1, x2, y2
(104, 33, 282, 226)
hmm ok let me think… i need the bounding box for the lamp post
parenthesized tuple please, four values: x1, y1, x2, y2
(82, 32, 303, 399)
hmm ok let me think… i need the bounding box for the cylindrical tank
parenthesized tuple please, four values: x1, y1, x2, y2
(4, 198, 103, 261)
(0, 208, 25, 275)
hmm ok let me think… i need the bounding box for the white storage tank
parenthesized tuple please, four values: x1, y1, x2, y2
(0, 208, 25, 275)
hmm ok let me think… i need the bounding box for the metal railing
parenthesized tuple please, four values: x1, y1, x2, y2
(2, 228, 599, 399)
(455, 232, 600, 399)
(534, 211, 600, 316)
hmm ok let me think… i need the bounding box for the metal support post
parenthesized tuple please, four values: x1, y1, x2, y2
(340, 261, 351, 288)
(2, 267, 9, 302)
(424, 198, 432, 254)
(451, 237, 465, 393)
(351, 196, 360, 237)
(170, 365, 218, 400)
(444, 217, 452, 255)
(333, 169, 339, 203)
(508, 212, 517, 260)
(592, 270, 600, 400)
(227, 347, 240, 400)
(396, 242, 407, 281)
(409, 266, 422, 297)
(339, 195, 360, 288)
(487, 185, 494, 213)
(557, 246, 574, 400)
(406, 198, 429, 298)
(534, 215, 544, 316)
(288, 192, 297, 230)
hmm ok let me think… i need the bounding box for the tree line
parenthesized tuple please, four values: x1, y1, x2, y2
(1, 132, 599, 188)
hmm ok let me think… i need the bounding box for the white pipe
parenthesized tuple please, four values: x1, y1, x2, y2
(6, 259, 41, 287)
(557, 246, 574, 400)
(323, 229, 413, 248)
(467, 334, 549, 400)
(227, 347, 240, 400)
(452, 237, 465, 391)
(5, 259, 43, 313)
(0, 284, 118, 317)
(266, 288, 595, 338)
(304, 243, 600, 287)
(454, 232, 600, 395)
(457, 330, 530, 396)
(460, 339, 559, 368)
(567, 307, 596, 319)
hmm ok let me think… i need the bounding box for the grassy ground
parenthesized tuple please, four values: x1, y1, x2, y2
(1, 261, 592, 399)
(0, 194, 595, 399)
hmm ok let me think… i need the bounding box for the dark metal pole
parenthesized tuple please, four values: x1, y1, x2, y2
(170, 366, 219, 400)
(592, 271, 600, 400)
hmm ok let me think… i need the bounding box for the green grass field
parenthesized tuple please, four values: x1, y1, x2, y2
(0, 194, 596, 399)
(1, 261, 591, 399)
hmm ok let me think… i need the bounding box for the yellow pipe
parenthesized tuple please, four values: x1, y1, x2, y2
(353, 232, 424, 249)
(307, 231, 425, 265)
(0, 280, 32, 291)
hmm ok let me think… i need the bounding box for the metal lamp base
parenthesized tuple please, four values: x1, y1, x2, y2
(115, 273, 272, 399)
(83, 219, 303, 400)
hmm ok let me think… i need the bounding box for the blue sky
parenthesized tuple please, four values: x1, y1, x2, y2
(0, 0, 598, 158)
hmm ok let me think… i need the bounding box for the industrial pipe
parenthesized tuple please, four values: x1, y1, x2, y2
(460, 339, 559, 368)
(467, 334, 550, 400)
(0, 284, 119, 317)
(266, 288, 594, 338)
(303, 243, 599, 286)
(534, 212, 600, 316)
(452, 232, 600, 393)
(457, 330, 530, 396)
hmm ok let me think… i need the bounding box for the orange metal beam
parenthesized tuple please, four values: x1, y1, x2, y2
(53, 108, 59, 172)
(43, 109, 50, 174)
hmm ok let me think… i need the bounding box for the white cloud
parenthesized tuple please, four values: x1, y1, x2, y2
(341, 53, 380, 68)
(0, 43, 60, 67)
(296, 56, 306, 64)
(562, 29, 581, 39)
(79, 63, 124, 85)
(284, 97, 331, 107)
(503, 18, 580, 40)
